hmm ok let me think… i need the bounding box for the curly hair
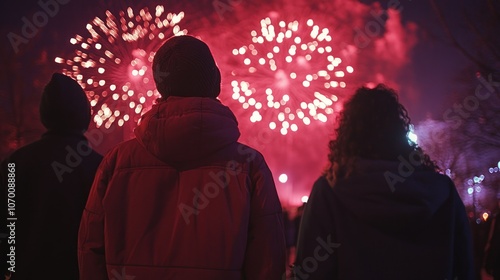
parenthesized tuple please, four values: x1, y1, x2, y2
(323, 84, 439, 186)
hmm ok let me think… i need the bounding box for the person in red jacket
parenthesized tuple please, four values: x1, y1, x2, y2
(294, 85, 474, 280)
(78, 35, 286, 280)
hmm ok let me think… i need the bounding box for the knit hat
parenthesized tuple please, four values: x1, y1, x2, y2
(39, 73, 91, 132)
(152, 35, 221, 98)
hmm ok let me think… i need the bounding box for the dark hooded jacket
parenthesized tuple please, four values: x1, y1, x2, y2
(295, 159, 474, 280)
(78, 97, 286, 280)
(0, 73, 103, 280)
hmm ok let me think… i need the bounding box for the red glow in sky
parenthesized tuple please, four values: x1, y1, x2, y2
(54, 1, 419, 206)
(224, 15, 354, 136)
(201, 0, 418, 206)
(55, 6, 187, 130)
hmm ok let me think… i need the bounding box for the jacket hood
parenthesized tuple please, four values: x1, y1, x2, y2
(40, 73, 91, 132)
(134, 97, 240, 166)
(334, 158, 452, 232)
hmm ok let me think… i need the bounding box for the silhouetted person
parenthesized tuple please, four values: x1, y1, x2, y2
(78, 35, 286, 280)
(293, 203, 305, 247)
(283, 209, 295, 264)
(0, 73, 103, 280)
(294, 85, 474, 280)
(471, 217, 491, 280)
(485, 197, 500, 280)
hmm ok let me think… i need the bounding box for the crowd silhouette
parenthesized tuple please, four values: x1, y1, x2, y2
(1, 35, 498, 280)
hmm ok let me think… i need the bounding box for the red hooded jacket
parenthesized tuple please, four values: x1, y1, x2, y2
(78, 97, 286, 280)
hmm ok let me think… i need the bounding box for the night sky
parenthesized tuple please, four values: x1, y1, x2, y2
(0, 0, 472, 120)
(0, 0, 489, 206)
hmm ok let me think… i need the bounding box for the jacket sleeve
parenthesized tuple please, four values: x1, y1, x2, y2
(243, 156, 286, 280)
(78, 152, 113, 280)
(295, 177, 339, 280)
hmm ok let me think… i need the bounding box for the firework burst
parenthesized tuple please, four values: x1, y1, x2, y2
(55, 6, 187, 129)
(226, 15, 354, 135)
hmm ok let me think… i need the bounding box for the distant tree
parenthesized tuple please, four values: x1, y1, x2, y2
(430, 0, 500, 73)
(430, 0, 500, 154)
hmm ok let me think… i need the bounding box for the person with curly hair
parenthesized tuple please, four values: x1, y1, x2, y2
(294, 84, 474, 280)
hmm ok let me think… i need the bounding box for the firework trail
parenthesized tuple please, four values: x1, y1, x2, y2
(201, 0, 413, 205)
(55, 6, 187, 129)
(198, 6, 360, 205)
(52, 0, 419, 206)
(223, 14, 354, 135)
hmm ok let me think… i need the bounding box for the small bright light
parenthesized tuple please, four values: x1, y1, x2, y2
(408, 131, 418, 144)
(335, 71, 345, 77)
(301, 196, 309, 203)
(467, 187, 474, 195)
(483, 212, 489, 221)
(278, 173, 288, 183)
(278, 112, 285, 121)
